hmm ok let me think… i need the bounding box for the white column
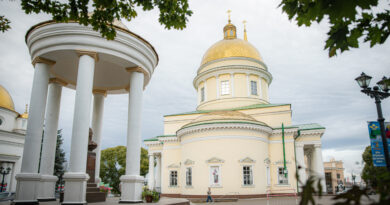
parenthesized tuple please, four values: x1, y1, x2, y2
(15, 57, 53, 204)
(92, 91, 105, 184)
(311, 144, 326, 193)
(295, 144, 307, 192)
(38, 81, 63, 201)
(230, 73, 235, 97)
(246, 73, 250, 96)
(155, 154, 161, 191)
(148, 154, 155, 190)
(216, 75, 220, 99)
(63, 52, 97, 204)
(120, 69, 145, 203)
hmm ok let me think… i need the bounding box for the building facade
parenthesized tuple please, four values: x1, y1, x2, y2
(0, 85, 27, 192)
(324, 158, 345, 194)
(144, 17, 326, 198)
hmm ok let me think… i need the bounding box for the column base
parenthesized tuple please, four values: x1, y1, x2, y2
(14, 173, 41, 203)
(119, 175, 144, 203)
(62, 172, 89, 204)
(12, 201, 39, 205)
(38, 175, 58, 201)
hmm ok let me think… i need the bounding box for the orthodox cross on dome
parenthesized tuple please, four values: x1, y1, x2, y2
(227, 10, 231, 23)
(243, 20, 248, 41)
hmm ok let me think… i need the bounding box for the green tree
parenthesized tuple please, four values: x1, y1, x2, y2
(279, 0, 390, 57)
(1, 0, 192, 40)
(361, 145, 387, 188)
(54, 129, 66, 189)
(100, 146, 149, 194)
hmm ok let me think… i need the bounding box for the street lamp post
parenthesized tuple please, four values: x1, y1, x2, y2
(355, 73, 390, 172)
(0, 166, 11, 192)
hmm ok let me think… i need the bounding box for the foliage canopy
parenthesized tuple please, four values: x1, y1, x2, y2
(100, 146, 149, 194)
(279, 0, 390, 57)
(1, 0, 192, 40)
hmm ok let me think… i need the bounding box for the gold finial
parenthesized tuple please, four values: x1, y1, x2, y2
(243, 20, 247, 41)
(227, 10, 231, 23)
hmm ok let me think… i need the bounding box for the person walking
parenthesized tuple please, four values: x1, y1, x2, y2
(206, 187, 213, 203)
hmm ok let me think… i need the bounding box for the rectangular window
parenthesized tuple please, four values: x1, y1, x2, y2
(243, 166, 253, 185)
(250, 81, 258, 95)
(170, 170, 177, 186)
(278, 167, 288, 185)
(210, 166, 220, 186)
(186, 167, 192, 186)
(337, 173, 340, 179)
(266, 166, 270, 186)
(201, 87, 205, 102)
(221, 80, 230, 95)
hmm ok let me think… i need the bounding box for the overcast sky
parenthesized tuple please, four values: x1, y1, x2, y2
(1, 0, 389, 182)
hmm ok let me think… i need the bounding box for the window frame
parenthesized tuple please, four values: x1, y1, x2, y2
(277, 167, 289, 185)
(209, 165, 222, 187)
(250, 80, 258, 95)
(186, 167, 192, 186)
(169, 170, 178, 187)
(242, 165, 253, 186)
(220, 80, 230, 95)
(200, 87, 205, 102)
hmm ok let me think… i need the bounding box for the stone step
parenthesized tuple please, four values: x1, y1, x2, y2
(87, 183, 98, 188)
(86, 192, 106, 203)
(87, 187, 100, 192)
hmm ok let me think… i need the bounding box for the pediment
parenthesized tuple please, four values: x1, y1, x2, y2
(206, 157, 225, 163)
(184, 159, 195, 165)
(167, 163, 180, 168)
(239, 157, 256, 163)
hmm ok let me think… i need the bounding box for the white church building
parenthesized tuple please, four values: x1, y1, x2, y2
(144, 17, 326, 198)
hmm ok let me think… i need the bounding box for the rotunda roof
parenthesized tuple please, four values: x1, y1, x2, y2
(182, 110, 266, 128)
(201, 39, 262, 65)
(0, 85, 15, 111)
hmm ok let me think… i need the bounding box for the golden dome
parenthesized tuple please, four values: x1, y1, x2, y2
(0, 85, 15, 111)
(201, 38, 262, 66)
(183, 110, 266, 128)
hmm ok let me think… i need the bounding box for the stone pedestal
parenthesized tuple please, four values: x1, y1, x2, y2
(85, 144, 105, 203)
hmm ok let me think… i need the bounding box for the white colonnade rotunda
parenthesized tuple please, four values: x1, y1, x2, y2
(15, 20, 158, 204)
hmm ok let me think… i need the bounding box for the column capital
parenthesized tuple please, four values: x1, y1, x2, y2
(126, 66, 149, 78)
(76, 50, 99, 62)
(93, 89, 107, 97)
(296, 143, 304, 148)
(49, 78, 68, 86)
(32, 56, 56, 67)
(314, 144, 322, 148)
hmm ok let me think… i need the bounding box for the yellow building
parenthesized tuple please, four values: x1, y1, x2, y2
(324, 158, 345, 194)
(144, 17, 326, 198)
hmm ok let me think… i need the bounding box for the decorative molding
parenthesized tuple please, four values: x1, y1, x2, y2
(264, 158, 271, 165)
(206, 157, 225, 164)
(268, 139, 294, 144)
(181, 135, 268, 145)
(274, 160, 291, 165)
(76, 50, 99, 61)
(167, 163, 180, 168)
(126, 66, 150, 80)
(239, 157, 256, 163)
(0, 154, 21, 162)
(177, 122, 272, 138)
(184, 159, 195, 166)
(93, 89, 107, 97)
(49, 78, 68, 86)
(32, 56, 56, 66)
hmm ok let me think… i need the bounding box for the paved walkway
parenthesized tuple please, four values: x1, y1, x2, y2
(0, 197, 189, 205)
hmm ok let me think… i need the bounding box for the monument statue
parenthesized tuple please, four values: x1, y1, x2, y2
(86, 128, 106, 202)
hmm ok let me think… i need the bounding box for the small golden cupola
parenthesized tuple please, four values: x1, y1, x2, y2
(223, 10, 237, 40)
